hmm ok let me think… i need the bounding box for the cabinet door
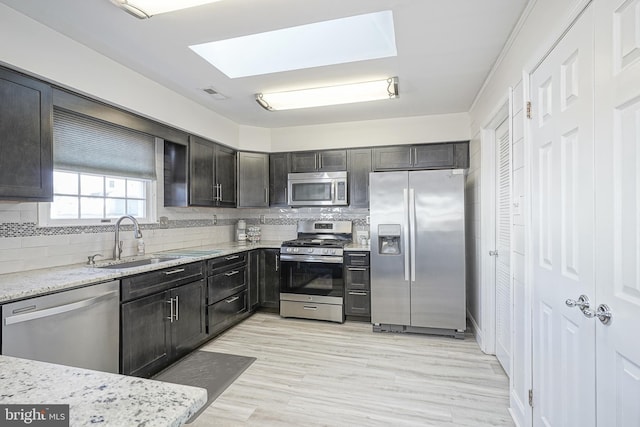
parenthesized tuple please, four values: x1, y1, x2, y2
(171, 280, 207, 360)
(290, 151, 318, 172)
(345, 290, 371, 317)
(207, 265, 247, 303)
(207, 290, 247, 337)
(248, 250, 260, 311)
(413, 143, 455, 169)
(237, 152, 268, 207)
(347, 148, 372, 208)
(0, 68, 52, 201)
(189, 135, 215, 206)
(121, 292, 171, 377)
(345, 266, 370, 291)
(163, 141, 188, 207)
(259, 249, 280, 310)
(215, 144, 236, 207)
(372, 146, 412, 171)
(318, 150, 347, 171)
(269, 153, 289, 206)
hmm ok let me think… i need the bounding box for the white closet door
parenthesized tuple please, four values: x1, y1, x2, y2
(495, 117, 512, 376)
(530, 5, 596, 426)
(594, 0, 640, 425)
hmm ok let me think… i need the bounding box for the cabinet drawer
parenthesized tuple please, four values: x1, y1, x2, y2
(207, 252, 247, 274)
(345, 266, 370, 290)
(207, 290, 247, 336)
(345, 290, 371, 317)
(121, 261, 204, 302)
(208, 265, 247, 303)
(344, 252, 369, 266)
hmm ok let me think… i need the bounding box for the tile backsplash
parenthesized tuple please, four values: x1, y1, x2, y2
(0, 203, 369, 275)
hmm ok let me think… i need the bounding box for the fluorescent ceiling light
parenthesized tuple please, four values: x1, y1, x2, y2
(189, 11, 396, 78)
(110, 0, 222, 19)
(256, 77, 399, 111)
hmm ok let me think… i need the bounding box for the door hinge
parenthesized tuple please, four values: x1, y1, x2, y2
(489, 250, 499, 257)
(526, 101, 532, 119)
(529, 389, 534, 407)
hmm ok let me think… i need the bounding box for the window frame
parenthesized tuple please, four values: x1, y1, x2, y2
(39, 170, 157, 227)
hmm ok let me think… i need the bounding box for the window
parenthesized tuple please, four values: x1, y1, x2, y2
(51, 171, 149, 220)
(41, 109, 157, 225)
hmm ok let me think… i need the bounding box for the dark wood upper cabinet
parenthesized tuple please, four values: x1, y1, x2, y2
(0, 68, 53, 201)
(347, 148, 372, 208)
(237, 152, 268, 208)
(290, 149, 347, 172)
(269, 152, 290, 206)
(187, 135, 236, 207)
(373, 142, 469, 171)
(215, 144, 236, 207)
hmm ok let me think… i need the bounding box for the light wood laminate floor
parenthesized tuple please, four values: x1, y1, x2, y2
(191, 312, 514, 426)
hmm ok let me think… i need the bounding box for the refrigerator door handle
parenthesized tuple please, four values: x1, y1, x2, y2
(403, 188, 410, 281)
(409, 188, 417, 281)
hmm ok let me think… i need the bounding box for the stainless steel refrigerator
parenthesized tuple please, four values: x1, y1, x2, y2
(370, 169, 466, 338)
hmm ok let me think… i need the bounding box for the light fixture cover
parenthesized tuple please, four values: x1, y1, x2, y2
(256, 78, 399, 111)
(110, 0, 222, 18)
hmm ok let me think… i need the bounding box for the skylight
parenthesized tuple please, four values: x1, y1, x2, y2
(189, 10, 397, 78)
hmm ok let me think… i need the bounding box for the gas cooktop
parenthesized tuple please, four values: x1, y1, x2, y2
(281, 238, 349, 248)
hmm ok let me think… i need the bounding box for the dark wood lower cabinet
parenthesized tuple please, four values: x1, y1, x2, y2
(171, 280, 207, 360)
(120, 249, 283, 377)
(121, 279, 206, 378)
(259, 249, 280, 311)
(344, 252, 371, 321)
(121, 291, 171, 378)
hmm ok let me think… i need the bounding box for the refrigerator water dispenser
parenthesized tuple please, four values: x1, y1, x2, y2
(377, 224, 402, 255)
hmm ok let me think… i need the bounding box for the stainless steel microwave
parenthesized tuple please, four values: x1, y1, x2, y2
(287, 171, 348, 207)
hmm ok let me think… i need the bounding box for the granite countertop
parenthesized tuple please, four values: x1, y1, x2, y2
(0, 355, 207, 427)
(344, 243, 371, 252)
(0, 241, 282, 304)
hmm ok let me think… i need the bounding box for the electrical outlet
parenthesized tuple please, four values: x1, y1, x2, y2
(260, 214, 266, 224)
(366, 215, 370, 224)
(159, 216, 169, 229)
(212, 214, 217, 225)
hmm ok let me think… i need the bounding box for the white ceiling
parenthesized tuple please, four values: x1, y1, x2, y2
(0, 0, 528, 128)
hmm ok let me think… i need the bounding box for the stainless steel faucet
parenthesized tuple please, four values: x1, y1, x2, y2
(113, 215, 143, 260)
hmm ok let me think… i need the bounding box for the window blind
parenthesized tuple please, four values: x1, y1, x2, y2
(53, 109, 156, 180)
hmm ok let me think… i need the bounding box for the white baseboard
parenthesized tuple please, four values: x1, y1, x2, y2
(467, 309, 486, 353)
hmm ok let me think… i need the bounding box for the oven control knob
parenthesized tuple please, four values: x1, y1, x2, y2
(330, 249, 336, 254)
(293, 248, 299, 253)
(322, 248, 328, 254)
(286, 248, 292, 253)
(307, 248, 314, 253)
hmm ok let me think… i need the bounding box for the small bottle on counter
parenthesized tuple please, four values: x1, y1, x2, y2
(137, 238, 145, 255)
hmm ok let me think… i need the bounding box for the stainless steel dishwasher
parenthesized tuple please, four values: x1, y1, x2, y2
(1, 280, 120, 373)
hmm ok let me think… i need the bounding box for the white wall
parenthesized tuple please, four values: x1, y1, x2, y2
(271, 113, 470, 151)
(468, 0, 588, 425)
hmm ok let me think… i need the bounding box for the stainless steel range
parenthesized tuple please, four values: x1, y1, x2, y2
(279, 220, 352, 323)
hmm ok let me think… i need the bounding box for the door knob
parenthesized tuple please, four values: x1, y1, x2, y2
(565, 294, 591, 313)
(591, 304, 612, 325)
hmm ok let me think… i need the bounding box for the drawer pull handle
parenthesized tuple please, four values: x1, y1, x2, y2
(347, 267, 367, 271)
(224, 270, 240, 277)
(349, 253, 367, 257)
(225, 296, 240, 303)
(348, 291, 368, 296)
(303, 305, 318, 310)
(164, 268, 185, 275)
(225, 255, 240, 260)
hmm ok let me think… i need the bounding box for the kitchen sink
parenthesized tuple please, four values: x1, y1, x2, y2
(97, 257, 179, 269)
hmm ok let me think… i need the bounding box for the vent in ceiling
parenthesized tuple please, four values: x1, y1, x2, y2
(202, 87, 228, 100)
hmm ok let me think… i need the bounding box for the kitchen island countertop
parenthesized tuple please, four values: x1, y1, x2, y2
(0, 355, 207, 427)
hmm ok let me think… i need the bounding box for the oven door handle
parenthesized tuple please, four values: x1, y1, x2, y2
(279, 254, 343, 264)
